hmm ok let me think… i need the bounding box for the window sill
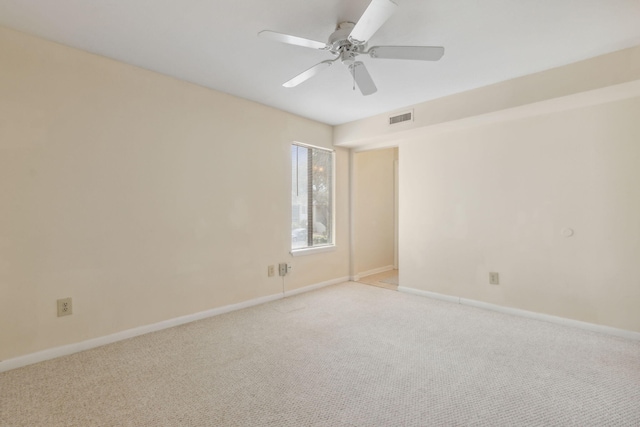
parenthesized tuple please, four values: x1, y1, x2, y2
(290, 245, 336, 257)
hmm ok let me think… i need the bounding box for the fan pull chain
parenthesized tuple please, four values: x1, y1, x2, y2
(352, 65, 356, 91)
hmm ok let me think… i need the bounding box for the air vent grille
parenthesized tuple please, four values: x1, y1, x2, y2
(389, 111, 413, 125)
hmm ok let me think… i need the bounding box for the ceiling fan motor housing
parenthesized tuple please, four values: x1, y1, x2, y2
(340, 51, 357, 66)
(328, 22, 365, 56)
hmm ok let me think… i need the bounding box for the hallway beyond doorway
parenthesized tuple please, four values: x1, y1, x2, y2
(357, 269, 398, 291)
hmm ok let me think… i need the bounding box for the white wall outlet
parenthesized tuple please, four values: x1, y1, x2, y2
(57, 297, 73, 317)
(279, 263, 288, 276)
(268, 265, 275, 277)
(489, 272, 500, 285)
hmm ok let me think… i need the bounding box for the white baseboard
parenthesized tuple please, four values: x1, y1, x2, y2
(353, 265, 395, 282)
(0, 276, 349, 373)
(398, 286, 461, 304)
(284, 276, 349, 297)
(398, 286, 640, 341)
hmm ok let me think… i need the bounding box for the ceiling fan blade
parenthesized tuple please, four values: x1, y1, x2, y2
(349, 61, 377, 96)
(283, 60, 334, 88)
(348, 0, 398, 45)
(259, 30, 328, 50)
(368, 46, 445, 61)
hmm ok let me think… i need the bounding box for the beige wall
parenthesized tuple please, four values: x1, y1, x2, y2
(334, 45, 640, 149)
(0, 26, 349, 361)
(354, 148, 396, 275)
(400, 97, 640, 332)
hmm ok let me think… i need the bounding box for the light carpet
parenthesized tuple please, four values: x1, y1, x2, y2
(1, 282, 639, 426)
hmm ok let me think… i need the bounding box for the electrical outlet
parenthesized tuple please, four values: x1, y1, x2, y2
(268, 265, 275, 277)
(489, 272, 500, 285)
(57, 297, 73, 317)
(279, 263, 288, 276)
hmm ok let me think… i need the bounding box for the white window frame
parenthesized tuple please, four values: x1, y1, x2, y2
(290, 142, 336, 256)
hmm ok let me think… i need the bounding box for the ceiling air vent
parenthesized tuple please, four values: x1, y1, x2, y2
(389, 110, 413, 126)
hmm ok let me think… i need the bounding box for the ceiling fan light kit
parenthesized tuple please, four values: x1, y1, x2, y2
(258, 0, 444, 96)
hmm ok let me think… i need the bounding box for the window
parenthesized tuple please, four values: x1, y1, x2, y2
(291, 143, 334, 252)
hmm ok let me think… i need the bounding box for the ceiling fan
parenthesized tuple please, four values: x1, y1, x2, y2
(258, 0, 444, 96)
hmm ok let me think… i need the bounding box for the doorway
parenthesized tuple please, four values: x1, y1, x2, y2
(352, 147, 399, 290)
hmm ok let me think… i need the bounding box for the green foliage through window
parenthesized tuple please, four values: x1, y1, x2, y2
(291, 143, 334, 250)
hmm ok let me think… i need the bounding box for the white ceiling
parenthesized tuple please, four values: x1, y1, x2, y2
(1, 0, 639, 125)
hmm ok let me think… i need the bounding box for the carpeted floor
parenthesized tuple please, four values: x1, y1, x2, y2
(1, 282, 639, 426)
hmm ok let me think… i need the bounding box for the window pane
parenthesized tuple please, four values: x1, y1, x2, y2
(311, 149, 331, 246)
(292, 145, 309, 249)
(291, 143, 333, 250)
